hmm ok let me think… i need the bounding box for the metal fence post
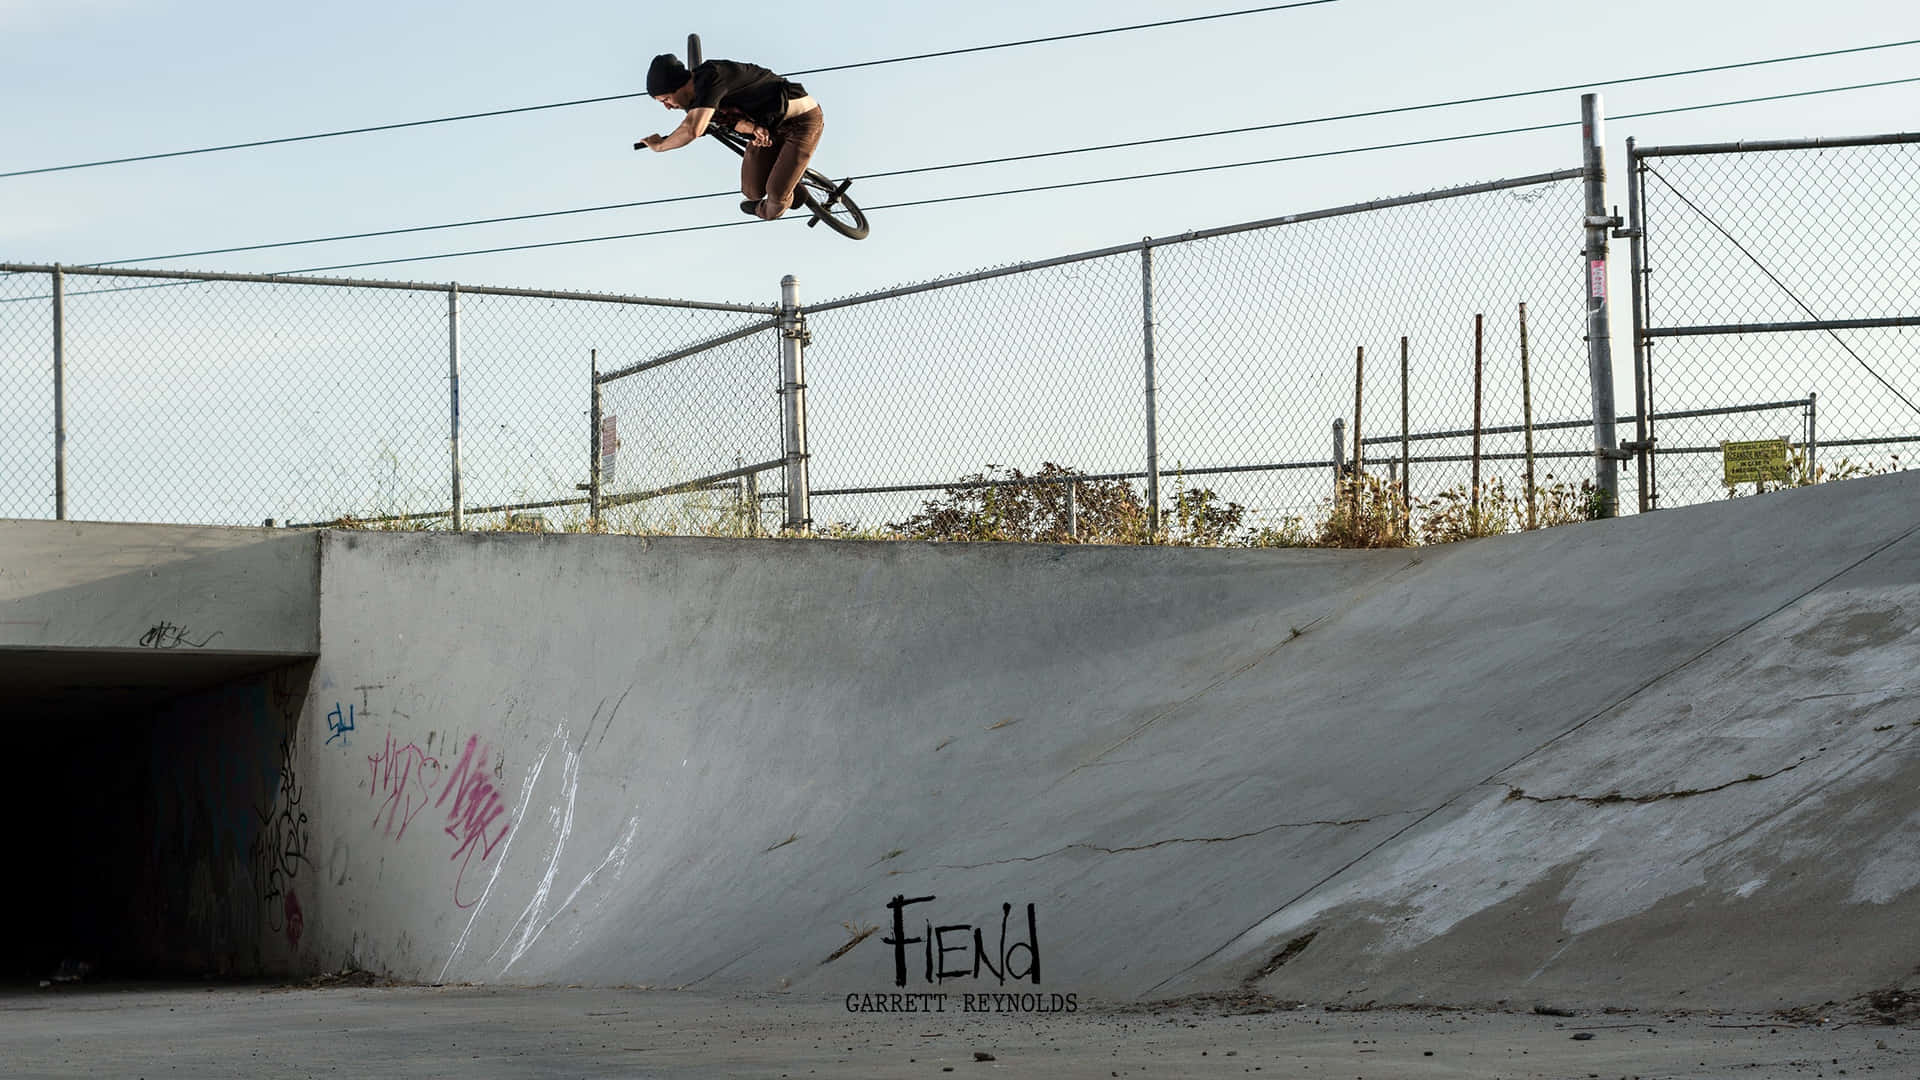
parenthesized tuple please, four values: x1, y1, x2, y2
(1581, 93, 1622, 516)
(589, 348, 602, 527)
(1472, 313, 1483, 526)
(1140, 241, 1161, 534)
(1520, 302, 1537, 530)
(52, 265, 66, 521)
(745, 467, 760, 537)
(1807, 391, 1819, 481)
(779, 274, 811, 531)
(1331, 417, 1346, 498)
(449, 282, 464, 532)
(1625, 135, 1653, 512)
(1399, 336, 1410, 534)
(1351, 345, 1365, 509)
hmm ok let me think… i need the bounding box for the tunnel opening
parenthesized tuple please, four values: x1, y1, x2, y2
(3, 656, 314, 986)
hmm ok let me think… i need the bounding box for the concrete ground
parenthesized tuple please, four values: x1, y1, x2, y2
(4, 982, 1912, 1079)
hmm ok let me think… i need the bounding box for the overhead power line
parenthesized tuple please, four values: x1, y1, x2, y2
(780, 0, 1338, 75)
(12, 72, 1914, 300)
(0, 2, 1339, 181)
(263, 74, 1920, 278)
(78, 40, 1920, 269)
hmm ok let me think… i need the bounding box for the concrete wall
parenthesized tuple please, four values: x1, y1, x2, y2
(0, 520, 317, 708)
(9, 473, 1916, 1008)
(270, 471, 1920, 1011)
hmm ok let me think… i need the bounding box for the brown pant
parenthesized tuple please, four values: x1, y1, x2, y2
(741, 106, 824, 220)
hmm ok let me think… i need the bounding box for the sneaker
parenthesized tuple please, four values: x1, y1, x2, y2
(740, 199, 761, 216)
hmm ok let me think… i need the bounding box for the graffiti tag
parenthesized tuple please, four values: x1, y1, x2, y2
(326, 703, 357, 745)
(250, 719, 312, 943)
(139, 621, 222, 649)
(369, 733, 441, 840)
(437, 736, 512, 908)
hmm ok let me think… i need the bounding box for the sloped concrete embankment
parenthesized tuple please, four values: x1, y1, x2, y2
(290, 471, 1920, 1012)
(1191, 473, 1920, 1012)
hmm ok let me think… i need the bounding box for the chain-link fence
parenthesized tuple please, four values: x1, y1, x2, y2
(0, 265, 775, 528)
(790, 169, 1616, 540)
(8, 125, 1913, 539)
(1628, 133, 1920, 511)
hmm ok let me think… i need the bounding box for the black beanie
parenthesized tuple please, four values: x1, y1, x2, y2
(647, 54, 690, 96)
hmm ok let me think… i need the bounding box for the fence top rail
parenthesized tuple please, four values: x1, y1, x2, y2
(1646, 316, 1920, 338)
(0, 263, 779, 314)
(804, 167, 1584, 314)
(1631, 131, 1920, 159)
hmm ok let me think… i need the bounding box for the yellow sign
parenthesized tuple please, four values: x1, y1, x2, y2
(1722, 438, 1791, 484)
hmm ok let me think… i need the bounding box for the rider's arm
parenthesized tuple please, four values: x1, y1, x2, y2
(645, 107, 715, 152)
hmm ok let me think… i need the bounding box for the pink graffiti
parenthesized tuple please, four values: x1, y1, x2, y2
(284, 890, 304, 948)
(436, 736, 512, 908)
(369, 733, 440, 839)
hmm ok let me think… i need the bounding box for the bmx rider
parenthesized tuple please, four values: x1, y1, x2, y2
(639, 53, 823, 221)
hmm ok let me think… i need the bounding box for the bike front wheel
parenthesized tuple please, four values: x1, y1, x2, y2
(792, 169, 870, 240)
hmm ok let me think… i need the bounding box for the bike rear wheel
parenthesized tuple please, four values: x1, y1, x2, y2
(792, 170, 869, 240)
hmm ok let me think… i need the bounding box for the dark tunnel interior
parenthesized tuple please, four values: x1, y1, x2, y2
(4, 660, 313, 986)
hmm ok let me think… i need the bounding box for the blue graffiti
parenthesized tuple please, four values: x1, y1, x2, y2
(326, 703, 356, 746)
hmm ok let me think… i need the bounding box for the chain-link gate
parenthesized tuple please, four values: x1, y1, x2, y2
(588, 298, 793, 538)
(1625, 132, 1920, 511)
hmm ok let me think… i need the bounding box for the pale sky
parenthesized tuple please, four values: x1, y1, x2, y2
(2, 1, 1915, 528)
(3, 0, 1916, 305)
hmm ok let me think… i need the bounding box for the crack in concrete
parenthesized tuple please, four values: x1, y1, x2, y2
(1501, 758, 1808, 806)
(911, 813, 1408, 874)
(1150, 513, 1920, 998)
(1064, 613, 1332, 777)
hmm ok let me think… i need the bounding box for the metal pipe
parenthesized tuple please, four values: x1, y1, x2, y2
(596, 317, 782, 383)
(1400, 335, 1410, 537)
(779, 274, 811, 531)
(1632, 131, 1920, 158)
(1066, 481, 1079, 540)
(0, 262, 779, 314)
(1808, 391, 1819, 482)
(449, 283, 463, 531)
(799, 169, 1587, 314)
(1647, 315, 1920, 337)
(604, 457, 787, 511)
(1521, 302, 1536, 529)
(1352, 345, 1365, 511)
(1581, 92, 1621, 517)
(1472, 312, 1483, 526)
(1361, 397, 1814, 445)
(589, 349, 602, 526)
(804, 421, 1849, 501)
(1331, 417, 1346, 498)
(52, 265, 66, 521)
(1626, 136, 1652, 513)
(1141, 243, 1161, 533)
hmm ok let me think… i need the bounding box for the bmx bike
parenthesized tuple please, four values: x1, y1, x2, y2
(635, 33, 870, 241)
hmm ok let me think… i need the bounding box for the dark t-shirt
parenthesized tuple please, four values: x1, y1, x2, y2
(690, 60, 808, 131)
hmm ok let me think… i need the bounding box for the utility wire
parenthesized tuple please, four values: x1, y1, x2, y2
(16, 72, 1918, 294)
(78, 39, 1920, 269)
(0, 2, 1339, 181)
(1642, 163, 1920, 419)
(783, 0, 1338, 75)
(271, 75, 1920, 277)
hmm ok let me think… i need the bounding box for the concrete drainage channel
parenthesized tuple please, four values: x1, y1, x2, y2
(3, 472, 1919, 1074)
